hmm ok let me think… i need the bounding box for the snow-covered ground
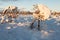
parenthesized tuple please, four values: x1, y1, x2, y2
(0, 15, 60, 40)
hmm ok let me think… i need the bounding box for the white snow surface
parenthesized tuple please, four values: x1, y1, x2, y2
(0, 15, 60, 40)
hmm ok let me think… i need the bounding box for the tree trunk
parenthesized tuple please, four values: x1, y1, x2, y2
(38, 19, 40, 31)
(30, 19, 36, 29)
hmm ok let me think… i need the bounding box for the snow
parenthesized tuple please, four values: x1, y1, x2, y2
(0, 15, 60, 40)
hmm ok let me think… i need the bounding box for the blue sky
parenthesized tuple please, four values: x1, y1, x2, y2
(0, 0, 60, 11)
